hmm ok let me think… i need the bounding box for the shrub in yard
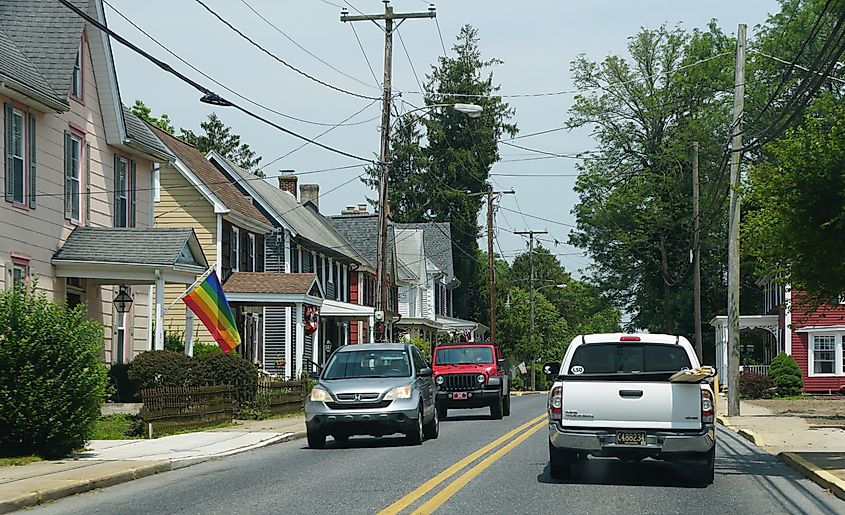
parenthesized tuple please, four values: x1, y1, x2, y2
(769, 352, 804, 397)
(192, 341, 223, 358)
(162, 329, 185, 354)
(739, 372, 776, 399)
(128, 350, 194, 391)
(0, 285, 107, 458)
(409, 337, 431, 362)
(107, 363, 140, 402)
(192, 353, 259, 407)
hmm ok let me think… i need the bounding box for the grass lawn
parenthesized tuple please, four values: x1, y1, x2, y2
(0, 456, 41, 467)
(92, 414, 144, 440)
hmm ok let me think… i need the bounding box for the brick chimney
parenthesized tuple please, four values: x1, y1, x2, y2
(341, 205, 358, 215)
(277, 171, 297, 197)
(358, 203, 368, 215)
(300, 184, 319, 210)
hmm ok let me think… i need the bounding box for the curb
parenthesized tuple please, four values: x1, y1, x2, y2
(780, 452, 845, 502)
(716, 416, 770, 453)
(0, 462, 169, 515)
(0, 430, 308, 513)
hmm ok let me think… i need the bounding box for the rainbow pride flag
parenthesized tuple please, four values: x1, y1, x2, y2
(182, 270, 241, 353)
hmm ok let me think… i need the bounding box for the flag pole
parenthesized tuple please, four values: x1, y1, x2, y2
(164, 264, 216, 314)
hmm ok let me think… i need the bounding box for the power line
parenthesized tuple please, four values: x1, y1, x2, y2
(498, 140, 594, 159)
(191, 0, 379, 101)
(349, 19, 381, 87)
(499, 206, 577, 229)
(238, 0, 377, 90)
(434, 16, 448, 57)
(59, 0, 375, 164)
(103, 0, 379, 128)
(397, 28, 423, 93)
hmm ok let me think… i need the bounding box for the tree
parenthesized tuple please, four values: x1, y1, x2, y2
(743, 95, 845, 302)
(181, 113, 263, 175)
(497, 288, 569, 365)
(131, 99, 175, 134)
(367, 25, 517, 321)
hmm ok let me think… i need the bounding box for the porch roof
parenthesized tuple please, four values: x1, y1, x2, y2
(51, 227, 207, 284)
(320, 299, 374, 319)
(224, 272, 323, 306)
(436, 315, 489, 334)
(396, 317, 443, 331)
(709, 315, 779, 331)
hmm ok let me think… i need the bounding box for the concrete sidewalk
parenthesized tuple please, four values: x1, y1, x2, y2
(717, 399, 845, 502)
(0, 415, 306, 514)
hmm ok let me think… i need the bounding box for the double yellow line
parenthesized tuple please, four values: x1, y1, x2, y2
(379, 414, 548, 515)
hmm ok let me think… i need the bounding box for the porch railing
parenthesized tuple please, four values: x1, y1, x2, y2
(740, 364, 770, 376)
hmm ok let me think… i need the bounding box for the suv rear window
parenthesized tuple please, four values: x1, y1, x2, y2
(435, 346, 494, 365)
(568, 343, 692, 375)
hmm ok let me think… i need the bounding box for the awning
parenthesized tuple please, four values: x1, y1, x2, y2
(224, 272, 323, 306)
(320, 299, 374, 319)
(436, 315, 489, 335)
(396, 317, 444, 331)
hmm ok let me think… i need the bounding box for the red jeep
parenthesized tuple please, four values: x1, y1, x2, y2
(432, 343, 511, 420)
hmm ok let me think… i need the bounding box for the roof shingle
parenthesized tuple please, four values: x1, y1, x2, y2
(224, 272, 317, 295)
(53, 227, 206, 268)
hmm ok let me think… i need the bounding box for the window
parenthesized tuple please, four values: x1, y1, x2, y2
(66, 277, 86, 309)
(248, 233, 255, 272)
(65, 132, 82, 221)
(71, 42, 82, 99)
(113, 156, 135, 227)
(11, 263, 27, 288)
(569, 343, 692, 375)
(231, 226, 240, 272)
(812, 335, 836, 375)
(10, 109, 24, 204)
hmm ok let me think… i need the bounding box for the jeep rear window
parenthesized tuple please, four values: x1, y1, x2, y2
(568, 343, 692, 375)
(435, 347, 494, 365)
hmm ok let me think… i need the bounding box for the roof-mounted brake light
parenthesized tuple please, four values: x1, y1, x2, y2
(620, 336, 641, 342)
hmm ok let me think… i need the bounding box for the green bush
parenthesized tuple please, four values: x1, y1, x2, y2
(769, 353, 803, 397)
(192, 353, 259, 408)
(0, 285, 107, 458)
(193, 341, 223, 358)
(162, 329, 185, 354)
(739, 372, 776, 399)
(128, 350, 194, 391)
(107, 363, 140, 402)
(409, 337, 432, 362)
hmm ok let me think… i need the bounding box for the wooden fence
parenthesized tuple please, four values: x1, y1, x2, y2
(253, 379, 306, 416)
(140, 385, 236, 437)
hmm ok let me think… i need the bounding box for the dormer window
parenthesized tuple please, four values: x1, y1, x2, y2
(71, 41, 82, 100)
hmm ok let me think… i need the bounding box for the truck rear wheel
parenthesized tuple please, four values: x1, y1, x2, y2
(694, 446, 715, 486)
(548, 441, 573, 480)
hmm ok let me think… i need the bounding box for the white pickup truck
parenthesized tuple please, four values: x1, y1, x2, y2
(545, 333, 716, 485)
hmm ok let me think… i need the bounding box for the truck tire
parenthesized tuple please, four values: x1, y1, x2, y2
(490, 393, 504, 420)
(695, 446, 715, 486)
(548, 441, 573, 480)
(307, 430, 326, 449)
(503, 392, 511, 416)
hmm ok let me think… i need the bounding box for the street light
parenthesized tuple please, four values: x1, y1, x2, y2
(374, 102, 483, 342)
(113, 285, 133, 314)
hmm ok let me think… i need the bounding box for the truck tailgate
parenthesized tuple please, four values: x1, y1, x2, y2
(561, 380, 702, 430)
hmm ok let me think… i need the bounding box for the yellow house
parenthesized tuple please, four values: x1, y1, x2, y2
(149, 125, 273, 359)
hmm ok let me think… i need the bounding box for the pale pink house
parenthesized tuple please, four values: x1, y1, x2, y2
(1, 0, 206, 362)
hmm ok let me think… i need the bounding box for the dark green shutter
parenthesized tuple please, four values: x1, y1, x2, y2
(63, 131, 72, 219)
(113, 154, 119, 226)
(130, 160, 136, 227)
(28, 113, 35, 208)
(4, 103, 13, 203)
(85, 142, 91, 225)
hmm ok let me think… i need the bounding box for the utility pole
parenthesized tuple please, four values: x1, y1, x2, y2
(727, 24, 746, 417)
(692, 141, 703, 363)
(469, 188, 514, 344)
(341, 2, 435, 342)
(514, 229, 547, 391)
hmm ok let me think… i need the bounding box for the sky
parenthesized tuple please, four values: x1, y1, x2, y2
(105, 0, 781, 278)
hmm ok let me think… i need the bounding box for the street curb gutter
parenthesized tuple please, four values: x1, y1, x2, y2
(780, 452, 845, 502)
(0, 462, 170, 515)
(716, 417, 768, 452)
(0, 430, 308, 513)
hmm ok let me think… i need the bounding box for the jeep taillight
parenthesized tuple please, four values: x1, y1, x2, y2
(548, 385, 562, 420)
(701, 388, 714, 424)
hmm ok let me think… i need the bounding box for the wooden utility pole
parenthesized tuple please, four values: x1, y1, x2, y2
(341, 2, 435, 342)
(514, 229, 547, 391)
(469, 188, 514, 343)
(727, 24, 746, 417)
(692, 141, 703, 363)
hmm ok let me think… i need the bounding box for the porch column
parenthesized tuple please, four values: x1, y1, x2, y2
(184, 306, 195, 356)
(368, 315, 375, 343)
(154, 269, 164, 351)
(283, 230, 291, 273)
(295, 303, 305, 378)
(284, 307, 292, 379)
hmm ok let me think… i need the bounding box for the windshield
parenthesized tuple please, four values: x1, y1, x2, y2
(435, 346, 494, 365)
(323, 349, 412, 379)
(568, 343, 692, 375)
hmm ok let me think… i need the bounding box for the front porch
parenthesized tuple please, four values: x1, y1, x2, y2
(710, 315, 781, 376)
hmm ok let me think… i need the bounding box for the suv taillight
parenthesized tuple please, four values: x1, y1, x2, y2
(548, 385, 562, 420)
(701, 388, 714, 424)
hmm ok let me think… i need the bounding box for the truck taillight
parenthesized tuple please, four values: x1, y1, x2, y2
(548, 385, 562, 420)
(701, 389, 714, 424)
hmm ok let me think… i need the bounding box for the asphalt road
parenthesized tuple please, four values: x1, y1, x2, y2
(34, 395, 844, 514)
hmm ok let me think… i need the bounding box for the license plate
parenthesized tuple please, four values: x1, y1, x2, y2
(453, 392, 468, 400)
(616, 431, 646, 446)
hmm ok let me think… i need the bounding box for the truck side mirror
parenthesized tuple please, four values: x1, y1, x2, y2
(543, 362, 561, 380)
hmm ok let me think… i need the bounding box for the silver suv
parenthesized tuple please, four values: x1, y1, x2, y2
(304, 343, 439, 448)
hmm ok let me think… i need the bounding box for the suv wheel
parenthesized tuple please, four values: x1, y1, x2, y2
(490, 392, 504, 420)
(307, 430, 326, 449)
(406, 406, 424, 445)
(503, 392, 511, 417)
(423, 404, 439, 439)
(549, 441, 573, 480)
